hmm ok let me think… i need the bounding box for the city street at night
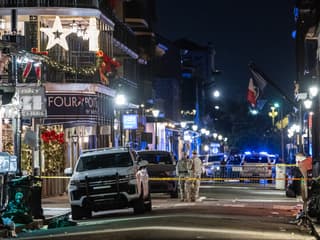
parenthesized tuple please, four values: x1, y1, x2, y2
(14, 183, 315, 240)
(0, 1, 320, 240)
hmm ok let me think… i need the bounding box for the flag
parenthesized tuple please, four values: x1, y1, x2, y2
(247, 63, 268, 107)
(275, 115, 289, 130)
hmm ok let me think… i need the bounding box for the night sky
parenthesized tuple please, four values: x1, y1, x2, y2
(155, 0, 297, 105)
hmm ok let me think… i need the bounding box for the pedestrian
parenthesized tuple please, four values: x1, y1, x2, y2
(176, 152, 190, 201)
(189, 150, 203, 201)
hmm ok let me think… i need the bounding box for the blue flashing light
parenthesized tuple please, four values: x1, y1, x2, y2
(259, 151, 268, 155)
(244, 151, 251, 155)
(182, 72, 192, 78)
(291, 30, 296, 39)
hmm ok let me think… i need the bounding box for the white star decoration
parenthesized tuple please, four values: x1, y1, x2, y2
(40, 16, 72, 51)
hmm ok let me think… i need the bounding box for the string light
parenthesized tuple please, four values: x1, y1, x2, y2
(70, 20, 78, 33)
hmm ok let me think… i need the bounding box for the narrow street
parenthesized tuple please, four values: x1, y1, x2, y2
(15, 183, 316, 240)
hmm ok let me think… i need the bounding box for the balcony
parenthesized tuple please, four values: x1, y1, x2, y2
(0, 0, 99, 8)
(99, 6, 138, 56)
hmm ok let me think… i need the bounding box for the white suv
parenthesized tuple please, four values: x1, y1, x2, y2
(65, 147, 151, 220)
(240, 152, 274, 181)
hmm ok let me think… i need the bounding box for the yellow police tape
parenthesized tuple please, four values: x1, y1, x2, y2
(38, 176, 308, 181)
(38, 163, 302, 181)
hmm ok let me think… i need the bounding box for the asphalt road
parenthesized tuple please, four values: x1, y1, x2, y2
(15, 182, 316, 240)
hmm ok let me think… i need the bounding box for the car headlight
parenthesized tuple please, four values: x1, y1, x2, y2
(69, 180, 84, 188)
(70, 180, 79, 186)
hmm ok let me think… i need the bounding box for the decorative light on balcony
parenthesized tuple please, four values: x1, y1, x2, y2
(87, 17, 100, 52)
(77, 24, 83, 38)
(40, 16, 72, 51)
(70, 20, 78, 33)
(82, 29, 89, 40)
(0, 19, 5, 30)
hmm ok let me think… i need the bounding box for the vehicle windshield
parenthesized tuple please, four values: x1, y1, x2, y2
(76, 152, 133, 172)
(208, 155, 224, 162)
(243, 155, 269, 163)
(137, 152, 173, 165)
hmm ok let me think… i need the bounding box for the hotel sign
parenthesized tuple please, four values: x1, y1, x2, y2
(47, 93, 98, 119)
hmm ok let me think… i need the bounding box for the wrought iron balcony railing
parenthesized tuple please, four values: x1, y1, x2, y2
(0, 0, 99, 8)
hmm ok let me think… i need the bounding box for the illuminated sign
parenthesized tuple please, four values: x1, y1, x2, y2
(123, 114, 138, 129)
(47, 93, 98, 120)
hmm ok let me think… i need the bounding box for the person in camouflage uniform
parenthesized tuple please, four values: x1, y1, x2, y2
(176, 152, 191, 201)
(189, 150, 203, 201)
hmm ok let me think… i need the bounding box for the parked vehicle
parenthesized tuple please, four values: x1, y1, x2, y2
(65, 147, 151, 220)
(240, 152, 274, 182)
(202, 153, 226, 178)
(225, 155, 242, 179)
(135, 150, 178, 198)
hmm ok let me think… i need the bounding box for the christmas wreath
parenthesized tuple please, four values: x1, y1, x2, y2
(96, 50, 121, 85)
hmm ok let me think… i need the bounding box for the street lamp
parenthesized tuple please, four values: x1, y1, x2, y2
(71, 130, 79, 168)
(192, 124, 198, 151)
(274, 102, 285, 162)
(192, 124, 198, 131)
(213, 90, 220, 98)
(115, 93, 127, 146)
(152, 109, 160, 150)
(268, 106, 278, 126)
(180, 121, 187, 129)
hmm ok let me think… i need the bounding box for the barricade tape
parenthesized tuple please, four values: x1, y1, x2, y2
(38, 176, 310, 181)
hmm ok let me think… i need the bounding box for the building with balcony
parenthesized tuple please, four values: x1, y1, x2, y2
(0, 0, 157, 196)
(294, 0, 320, 177)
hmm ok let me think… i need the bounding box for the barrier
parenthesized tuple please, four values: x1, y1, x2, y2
(275, 164, 286, 189)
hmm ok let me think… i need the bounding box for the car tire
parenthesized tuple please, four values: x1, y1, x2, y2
(144, 192, 152, 212)
(71, 205, 92, 220)
(133, 186, 145, 214)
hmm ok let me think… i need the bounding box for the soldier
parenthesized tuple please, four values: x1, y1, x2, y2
(176, 152, 190, 201)
(190, 150, 203, 201)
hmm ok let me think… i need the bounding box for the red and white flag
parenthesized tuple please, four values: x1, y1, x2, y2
(247, 78, 257, 107)
(247, 64, 267, 107)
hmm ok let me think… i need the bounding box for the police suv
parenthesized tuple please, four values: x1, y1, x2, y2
(65, 147, 151, 220)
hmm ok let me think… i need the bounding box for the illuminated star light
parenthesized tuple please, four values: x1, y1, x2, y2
(40, 16, 72, 51)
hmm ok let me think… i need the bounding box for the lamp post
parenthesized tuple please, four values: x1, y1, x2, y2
(12, 96, 22, 176)
(192, 124, 198, 151)
(274, 102, 285, 163)
(71, 130, 79, 168)
(115, 94, 126, 146)
(152, 109, 160, 150)
(180, 121, 187, 153)
(268, 106, 278, 126)
(304, 98, 312, 155)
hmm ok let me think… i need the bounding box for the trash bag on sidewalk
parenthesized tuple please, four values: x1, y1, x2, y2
(47, 214, 77, 229)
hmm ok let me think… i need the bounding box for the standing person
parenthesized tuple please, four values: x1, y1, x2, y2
(176, 152, 190, 201)
(190, 150, 203, 201)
